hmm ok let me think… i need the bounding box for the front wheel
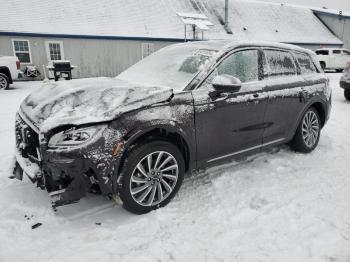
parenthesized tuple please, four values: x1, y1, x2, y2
(344, 89, 350, 101)
(290, 107, 321, 153)
(0, 73, 10, 90)
(118, 141, 185, 214)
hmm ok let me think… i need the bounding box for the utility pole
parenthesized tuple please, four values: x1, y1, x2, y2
(224, 0, 233, 34)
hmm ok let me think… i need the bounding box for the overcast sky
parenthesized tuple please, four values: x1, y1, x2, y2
(255, 0, 350, 10)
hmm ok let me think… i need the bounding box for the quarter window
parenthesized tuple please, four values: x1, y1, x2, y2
(216, 49, 259, 83)
(264, 50, 296, 77)
(294, 53, 317, 74)
(12, 40, 31, 63)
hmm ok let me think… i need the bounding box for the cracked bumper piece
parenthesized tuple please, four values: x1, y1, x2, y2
(14, 150, 90, 208)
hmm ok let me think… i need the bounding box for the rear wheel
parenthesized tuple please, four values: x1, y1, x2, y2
(118, 141, 185, 214)
(0, 73, 9, 90)
(290, 107, 321, 153)
(345, 89, 350, 101)
(320, 62, 326, 70)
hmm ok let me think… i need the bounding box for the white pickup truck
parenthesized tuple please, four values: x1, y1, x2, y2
(315, 48, 350, 72)
(0, 56, 21, 89)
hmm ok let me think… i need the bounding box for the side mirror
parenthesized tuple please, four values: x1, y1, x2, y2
(212, 74, 242, 94)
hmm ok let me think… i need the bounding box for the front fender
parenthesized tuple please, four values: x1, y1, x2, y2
(111, 95, 196, 193)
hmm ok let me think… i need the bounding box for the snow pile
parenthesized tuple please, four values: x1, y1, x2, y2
(20, 78, 173, 132)
(0, 74, 350, 261)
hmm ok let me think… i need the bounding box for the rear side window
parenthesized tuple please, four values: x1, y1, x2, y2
(333, 50, 341, 55)
(216, 49, 259, 83)
(316, 50, 329, 55)
(264, 50, 296, 78)
(343, 50, 350, 55)
(294, 53, 317, 74)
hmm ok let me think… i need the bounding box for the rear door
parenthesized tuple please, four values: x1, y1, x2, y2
(193, 48, 269, 167)
(262, 49, 306, 143)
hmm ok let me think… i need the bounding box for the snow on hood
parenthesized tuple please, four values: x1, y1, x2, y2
(20, 78, 173, 132)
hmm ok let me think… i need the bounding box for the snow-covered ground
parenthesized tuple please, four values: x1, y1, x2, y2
(0, 74, 349, 262)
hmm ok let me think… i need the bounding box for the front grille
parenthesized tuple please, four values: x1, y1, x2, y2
(15, 113, 40, 161)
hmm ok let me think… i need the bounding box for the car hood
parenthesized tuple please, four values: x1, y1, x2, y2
(20, 77, 173, 132)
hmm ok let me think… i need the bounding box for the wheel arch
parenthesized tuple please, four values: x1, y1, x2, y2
(120, 123, 193, 174)
(311, 101, 326, 128)
(0, 66, 13, 84)
(289, 99, 328, 142)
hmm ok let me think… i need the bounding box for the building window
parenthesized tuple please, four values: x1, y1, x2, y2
(12, 40, 31, 63)
(45, 41, 64, 61)
(142, 43, 154, 59)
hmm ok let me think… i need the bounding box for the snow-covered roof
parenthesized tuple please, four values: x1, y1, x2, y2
(312, 7, 350, 18)
(0, 0, 342, 45)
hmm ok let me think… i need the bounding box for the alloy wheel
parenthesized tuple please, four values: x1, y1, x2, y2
(0, 75, 7, 89)
(129, 151, 179, 207)
(301, 110, 320, 148)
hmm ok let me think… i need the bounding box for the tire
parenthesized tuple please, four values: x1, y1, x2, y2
(0, 73, 10, 90)
(118, 141, 185, 214)
(320, 62, 326, 70)
(290, 107, 321, 153)
(345, 89, 350, 101)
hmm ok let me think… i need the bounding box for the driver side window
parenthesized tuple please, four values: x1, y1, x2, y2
(216, 49, 259, 83)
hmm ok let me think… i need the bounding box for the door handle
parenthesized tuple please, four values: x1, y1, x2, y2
(247, 93, 260, 103)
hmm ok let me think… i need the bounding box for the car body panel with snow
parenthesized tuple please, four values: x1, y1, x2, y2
(0, 56, 21, 89)
(13, 41, 331, 214)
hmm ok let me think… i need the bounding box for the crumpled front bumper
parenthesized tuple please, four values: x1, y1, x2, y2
(13, 111, 126, 208)
(13, 149, 85, 208)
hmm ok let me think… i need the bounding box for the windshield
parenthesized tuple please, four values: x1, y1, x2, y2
(116, 44, 217, 91)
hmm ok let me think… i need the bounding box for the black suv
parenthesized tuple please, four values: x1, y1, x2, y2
(13, 41, 331, 214)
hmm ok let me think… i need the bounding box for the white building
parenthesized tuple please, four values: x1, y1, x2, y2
(0, 0, 344, 79)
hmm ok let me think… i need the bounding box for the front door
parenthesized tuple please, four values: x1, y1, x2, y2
(193, 49, 268, 167)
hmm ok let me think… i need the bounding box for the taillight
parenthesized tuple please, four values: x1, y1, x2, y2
(16, 61, 20, 70)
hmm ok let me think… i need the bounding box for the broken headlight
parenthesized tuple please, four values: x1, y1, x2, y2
(48, 125, 106, 148)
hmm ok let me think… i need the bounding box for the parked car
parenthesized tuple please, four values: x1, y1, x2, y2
(13, 41, 331, 214)
(340, 62, 350, 100)
(316, 48, 350, 72)
(0, 56, 20, 89)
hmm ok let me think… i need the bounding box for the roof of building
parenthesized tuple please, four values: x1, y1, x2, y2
(0, 0, 343, 45)
(312, 7, 350, 18)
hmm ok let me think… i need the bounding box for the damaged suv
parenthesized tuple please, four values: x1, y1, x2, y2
(13, 41, 331, 214)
